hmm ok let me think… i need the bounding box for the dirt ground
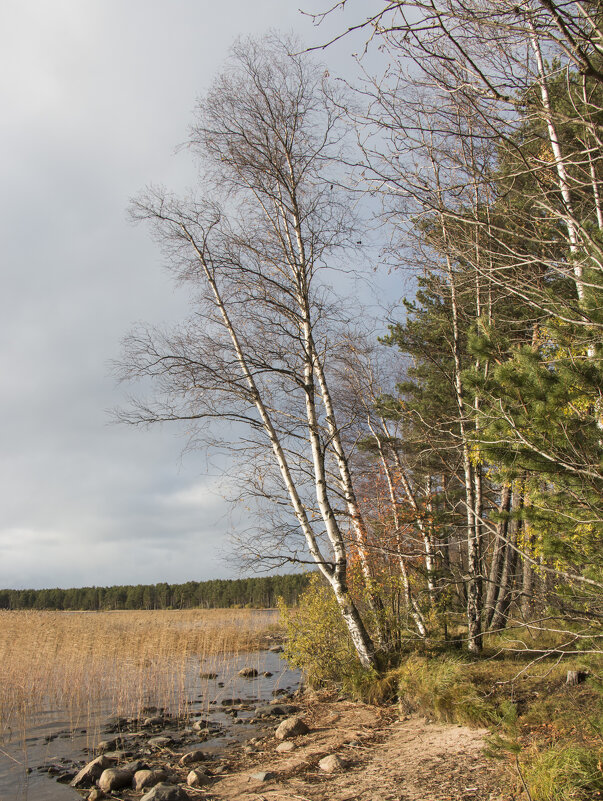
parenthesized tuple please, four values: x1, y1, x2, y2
(209, 693, 512, 801)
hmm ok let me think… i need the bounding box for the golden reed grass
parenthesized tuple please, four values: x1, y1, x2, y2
(0, 609, 278, 743)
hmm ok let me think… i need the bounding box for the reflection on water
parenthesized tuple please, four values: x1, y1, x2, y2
(0, 646, 300, 801)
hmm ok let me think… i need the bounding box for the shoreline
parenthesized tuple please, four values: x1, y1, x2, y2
(59, 688, 508, 801)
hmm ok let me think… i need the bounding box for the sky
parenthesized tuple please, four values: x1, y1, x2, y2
(0, 0, 389, 590)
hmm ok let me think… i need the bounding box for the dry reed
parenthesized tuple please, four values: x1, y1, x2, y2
(0, 608, 278, 743)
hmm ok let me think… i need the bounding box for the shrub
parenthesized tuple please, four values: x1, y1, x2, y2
(278, 574, 373, 692)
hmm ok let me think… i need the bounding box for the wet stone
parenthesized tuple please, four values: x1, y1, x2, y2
(143, 716, 166, 726)
(97, 739, 119, 752)
(98, 767, 135, 792)
(133, 769, 169, 791)
(140, 782, 190, 801)
(71, 755, 116, 788)
(179, 748, 206, 766)
(148, 736, 173, 748)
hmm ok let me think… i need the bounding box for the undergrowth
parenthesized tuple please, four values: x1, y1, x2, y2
(280, 579, 603, 800)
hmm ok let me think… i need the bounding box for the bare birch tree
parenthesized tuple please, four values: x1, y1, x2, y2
(116, 35, 378, 667)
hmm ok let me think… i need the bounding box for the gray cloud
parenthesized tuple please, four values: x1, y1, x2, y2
(0, 0, 376, 590)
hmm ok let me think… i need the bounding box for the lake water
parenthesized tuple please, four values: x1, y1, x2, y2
(0, 646, 301, 800)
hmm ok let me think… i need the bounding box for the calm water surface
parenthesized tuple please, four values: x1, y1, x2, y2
(0, 636, 300, 801)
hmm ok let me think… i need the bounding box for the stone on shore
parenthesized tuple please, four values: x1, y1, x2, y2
(250, 770, 276, 782)
(133, 769, 168, 791)
(71, 755, 115, 788)
(178, 749, 206, 766)
(98, 767, 135, 792)
(143, 716, 166, 726)
(276, 740, 296, 753)
(140, 783, 190, 801)
(96, 739, 118, 752)
(187, 768, 212, 787)
(87, 790, 106, 801)
(123, 760, 149, 773)
(148, 736, 172, 748)
(255, 703, 298, 718)
(318, 754, 347, 773)
(275, 716, 309, 740)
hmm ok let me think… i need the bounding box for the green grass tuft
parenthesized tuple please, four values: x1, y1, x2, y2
(522, 743, 603, 801)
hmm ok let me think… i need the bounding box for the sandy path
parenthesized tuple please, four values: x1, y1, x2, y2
(209, 694, 509, 801)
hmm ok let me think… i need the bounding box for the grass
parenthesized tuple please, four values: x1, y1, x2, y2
(370, 632, 603, 801)
(0, 608, 279, 743)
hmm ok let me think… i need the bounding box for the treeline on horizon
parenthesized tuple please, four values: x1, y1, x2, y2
(0, 573, 311, 611)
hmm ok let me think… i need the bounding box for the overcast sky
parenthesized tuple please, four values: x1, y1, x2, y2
(0, 0, 389, 590)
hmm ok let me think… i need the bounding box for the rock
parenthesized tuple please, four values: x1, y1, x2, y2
(238, 667, 259, 678)
(123, 760, 150, 773)
(199, 672, 218, 679)
(101, 750, 131, 760)
(96, 739, 118, 752)
(98, 768, 135, 792)
(148, 736, 172, 748)
(143, 716, 166, 726)
(140, 783, 190, 801)
(187, 768, 211, 787)
(88, 790, 106, 801)
(133, 769, 168, 791)
(105, 716, 129, 730)
(275, 716, 309, 740)
(318, 754, 347, 773)
(179, 749, 206, 766)
(269, 645, 284, 653)
(256, 704, 298, 718)
(71, 755, 115, 788)
(276, 741, 296, 753)
(221, 698, 242, 706)
(250, 771, 276, 782)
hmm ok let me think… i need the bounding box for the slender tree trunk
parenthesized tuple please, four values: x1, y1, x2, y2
(368, 419, 428, 637)
(490, 487, 523, 632)
(530, 22, 584, 300)
(484, 485, 511, 630)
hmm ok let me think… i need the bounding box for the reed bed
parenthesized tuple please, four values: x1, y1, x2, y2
(0, 608, 278, 743)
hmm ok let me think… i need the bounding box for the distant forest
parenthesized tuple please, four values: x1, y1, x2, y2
(0, 573, 311, 611)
